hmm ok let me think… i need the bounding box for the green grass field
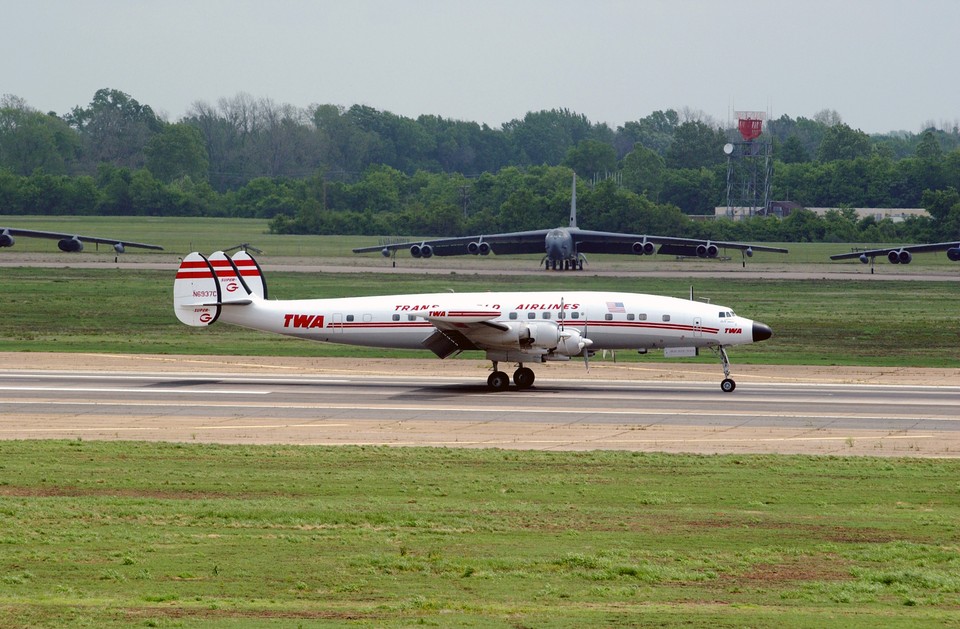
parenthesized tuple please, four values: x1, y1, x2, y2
(1, 214, 958, 267)
(1, 441, 958, 628)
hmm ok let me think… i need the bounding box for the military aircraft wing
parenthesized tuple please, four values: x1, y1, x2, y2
(352, 230, 551, 258)
(568, 229, 789, 257)
(831, 241, 960, 263)
(0, 227, 163, 252)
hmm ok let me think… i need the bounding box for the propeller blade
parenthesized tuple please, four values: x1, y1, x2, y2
(582, 316, 590, 372)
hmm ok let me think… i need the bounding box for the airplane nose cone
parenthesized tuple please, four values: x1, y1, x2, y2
(752, 322, 773, 343)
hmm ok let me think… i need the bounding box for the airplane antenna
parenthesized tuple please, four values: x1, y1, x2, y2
(569, 173, 577, 229)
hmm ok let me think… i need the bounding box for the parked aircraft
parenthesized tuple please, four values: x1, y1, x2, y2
(353, 175, 788, 270)
(830, 241, 960, 266)
(0, 227, 163, 253)
(174, 250, 774, 392)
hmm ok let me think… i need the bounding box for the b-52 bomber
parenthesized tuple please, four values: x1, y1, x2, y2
(354, 175, 788, 270)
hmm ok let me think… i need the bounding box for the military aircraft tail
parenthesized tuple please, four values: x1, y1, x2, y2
(569, 173, 578, 229)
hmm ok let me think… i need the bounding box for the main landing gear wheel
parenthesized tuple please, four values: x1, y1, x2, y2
(721, 378, 736, 393)
(513, 367, 535, 389)
(487, 370, 510, 391)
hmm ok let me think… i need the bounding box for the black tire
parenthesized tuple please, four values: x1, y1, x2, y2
(513, 367, 535, 389)
(721, 378, 736, 393)
(487, 371, 510, 391)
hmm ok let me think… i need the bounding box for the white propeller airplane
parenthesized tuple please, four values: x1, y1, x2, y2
(174, 251, 774, 392)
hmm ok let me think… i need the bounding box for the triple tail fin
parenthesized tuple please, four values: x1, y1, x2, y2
(174, 251, 267, 326)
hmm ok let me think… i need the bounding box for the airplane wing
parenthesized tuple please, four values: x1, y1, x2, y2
(0, 227, 164, 252)
(831, 241, 960, 262)
(568, 229, 789, 256)
(413, 304, 507, 358)
(353, 230, 550, 257)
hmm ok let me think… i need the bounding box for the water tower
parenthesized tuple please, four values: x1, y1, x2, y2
(724, 111, 772, 219)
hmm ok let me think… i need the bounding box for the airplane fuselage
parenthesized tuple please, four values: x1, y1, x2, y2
(544, 229, 580, 269)
(175, 251, 773, 391)
(216, 290, 762, 353)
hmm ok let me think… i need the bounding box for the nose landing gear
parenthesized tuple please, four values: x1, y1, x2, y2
(717, 346, 736, 392)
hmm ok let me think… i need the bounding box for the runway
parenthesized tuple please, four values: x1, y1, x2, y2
(2, 365, 957, 457)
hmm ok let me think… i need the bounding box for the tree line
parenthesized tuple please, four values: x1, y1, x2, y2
(1, 89, 959, 243)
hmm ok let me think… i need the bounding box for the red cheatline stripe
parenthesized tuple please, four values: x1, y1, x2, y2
(446, 311, 500, 317)
(179, 261, 210, 269)
(325, 323, 434, 329)
(586, 321, 720, 334)
(176, 271, 214, 279)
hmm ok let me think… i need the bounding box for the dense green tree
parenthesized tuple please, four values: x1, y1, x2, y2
(563, 139, 617, 179)
(615, 109, 679, 157)
(621, 146, 665, 201)
(66, 88, 162, 171)
(660, 167, 719, 214)
(921, 188, 960, 237)
(503, 108, 594, 166)
(766, 115, 827, 160)
(665, 121, 726, 169)
(0, 100, 79, 175)
(95, 164, 134, 215)
(778, 135, 811, 164)
(817, 123, 872, 161)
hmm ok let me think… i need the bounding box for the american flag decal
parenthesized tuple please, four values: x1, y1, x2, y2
(606, 301, 625, 313)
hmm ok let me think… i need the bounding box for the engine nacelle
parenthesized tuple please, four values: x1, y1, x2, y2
(410, 244, 423, 258)
(696, 243, 719, 258)
(947, 247, 960, 262)
(888, 249, 911, 264)
(380, 247, 391, 258)
(0, 232, 14, 247)
(419, 244, 433, 258)
(745, 247, 754, 258)
(467, 241, 479, 255)
(556, 328, 590, 356)
(859, 254, 870, 264)
(478, 242, 491, 255)
(113, 243, 125, 254)
(58, 237, 83, 252)
(632, 241, 655, 255)
(523, 322, 561, 349)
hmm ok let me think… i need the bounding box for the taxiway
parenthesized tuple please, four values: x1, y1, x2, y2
(1, 364, 956, 457)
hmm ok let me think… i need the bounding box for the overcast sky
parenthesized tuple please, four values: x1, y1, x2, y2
(4, 0, 958, 134)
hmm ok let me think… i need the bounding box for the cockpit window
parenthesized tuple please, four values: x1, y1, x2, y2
(719, 311, 734, 318)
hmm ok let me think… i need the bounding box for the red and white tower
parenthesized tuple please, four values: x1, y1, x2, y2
(725, 111, 772, 219)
